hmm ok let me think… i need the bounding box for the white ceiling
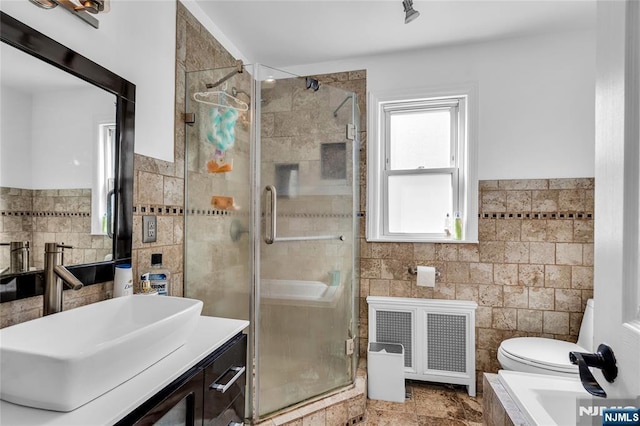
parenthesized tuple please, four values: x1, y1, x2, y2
(194, 0, 597, 68)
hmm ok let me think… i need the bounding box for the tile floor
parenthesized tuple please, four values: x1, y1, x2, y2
(363, 381, 483, 426)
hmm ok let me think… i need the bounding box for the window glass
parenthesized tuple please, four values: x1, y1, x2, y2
(388, 173, 452, 233)
(389, 109, 452, 170)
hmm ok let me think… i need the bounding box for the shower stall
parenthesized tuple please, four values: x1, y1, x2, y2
(184, 63, 360, 421)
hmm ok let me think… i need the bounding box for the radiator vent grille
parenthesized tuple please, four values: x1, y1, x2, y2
(426, 313, 466, 373)
(375, 310, 412, 367)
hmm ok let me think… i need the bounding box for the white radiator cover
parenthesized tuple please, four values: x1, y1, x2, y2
(367, 296, 478, 396)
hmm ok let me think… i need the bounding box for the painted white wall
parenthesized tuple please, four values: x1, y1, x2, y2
(286, 30, 596, 180)
(30, 88, 115, 189)
(0, 86, 32, 188)
(1, 85, 115, 189)
(0, 0, 177, 162)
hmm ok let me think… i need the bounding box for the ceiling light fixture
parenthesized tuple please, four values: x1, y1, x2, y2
(402, 0, 420, 24)
(27, 0, 109, 28)
(28, 0, 58, 9)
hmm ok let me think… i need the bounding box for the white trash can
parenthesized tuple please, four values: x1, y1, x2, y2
(367, 342, 405, 403)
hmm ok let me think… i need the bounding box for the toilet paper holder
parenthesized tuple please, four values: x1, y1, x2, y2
(408, 266, 441, 277)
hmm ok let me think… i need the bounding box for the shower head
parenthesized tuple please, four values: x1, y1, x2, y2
(403, 0, 420, 24)
(305, 77, 320, 92)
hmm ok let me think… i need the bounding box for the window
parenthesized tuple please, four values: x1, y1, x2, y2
(91, 122, 116, 235)
(367, 86, 478, 242)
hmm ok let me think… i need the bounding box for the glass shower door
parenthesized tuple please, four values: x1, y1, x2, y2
(255, 65, 358, 416)
(184, 66, 253, 321)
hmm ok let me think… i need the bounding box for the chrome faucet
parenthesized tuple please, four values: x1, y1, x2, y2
(0, 241, 30, 275)
(43, 242, 83, 316)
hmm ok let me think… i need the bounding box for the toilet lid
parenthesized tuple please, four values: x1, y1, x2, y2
(499, 337, 586, 372)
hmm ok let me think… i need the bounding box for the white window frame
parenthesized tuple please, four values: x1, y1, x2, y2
(91, 122, 116, 235)
(367, 84, 478, 243)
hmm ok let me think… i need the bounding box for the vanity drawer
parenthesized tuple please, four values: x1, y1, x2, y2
(203, 333, 247, 422)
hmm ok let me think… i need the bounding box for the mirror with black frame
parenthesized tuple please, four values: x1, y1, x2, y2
(0, 12, 134, 302)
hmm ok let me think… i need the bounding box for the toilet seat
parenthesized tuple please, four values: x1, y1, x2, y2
(498, 337, 585, 376)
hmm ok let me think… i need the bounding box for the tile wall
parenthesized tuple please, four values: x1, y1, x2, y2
(358, 178, 595, 389)
(0, 187, 111, 270)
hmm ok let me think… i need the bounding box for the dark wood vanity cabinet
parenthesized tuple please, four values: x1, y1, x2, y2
(203, 333, 247, 425)
(116, 333, 247, 426)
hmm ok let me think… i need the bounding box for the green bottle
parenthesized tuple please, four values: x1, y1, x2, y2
(453, 211, 463, 240)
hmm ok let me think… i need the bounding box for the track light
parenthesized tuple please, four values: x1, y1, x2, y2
(79, 0, 105, 14)
(403, 0, 420, 24)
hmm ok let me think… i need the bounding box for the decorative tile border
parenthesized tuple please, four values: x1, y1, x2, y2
(1, 211, 91, 217)
(133, 205, 184, 215)
(479, 211, 594, 220)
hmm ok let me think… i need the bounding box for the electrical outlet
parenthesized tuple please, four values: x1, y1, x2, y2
(142, 215, 157, 243)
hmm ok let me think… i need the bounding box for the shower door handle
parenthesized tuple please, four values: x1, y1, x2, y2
(264, 184, 344, 243)
(265, 185, 277, 244)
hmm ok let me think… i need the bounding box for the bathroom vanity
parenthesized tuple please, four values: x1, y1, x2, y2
(0, 316, 249, 425)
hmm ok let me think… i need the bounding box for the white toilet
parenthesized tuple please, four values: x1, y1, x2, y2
(497, 299, 594, 377)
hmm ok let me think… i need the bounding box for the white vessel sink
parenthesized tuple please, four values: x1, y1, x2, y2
(0, 295, 203, 412)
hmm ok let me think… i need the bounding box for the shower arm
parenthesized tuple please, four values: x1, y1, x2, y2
(333, 95, 353, 118)
(264, 185, 344, 244)
(205, 59, 244, 89)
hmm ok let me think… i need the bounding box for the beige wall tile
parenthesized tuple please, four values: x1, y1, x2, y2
(479, 285, 503, 307)
(481, 191, 507, 212)
(529, 241, 555, 264)
(543, 311, 570, 334)
(506, 190, 532, 212)
(448, 262, 470, 283)
(518, 264, 545, 287)
(479, 241, 505, 263)
(369, 279, 390, 296)
(470, 262, 494, 284)
(492, 307, 518, 330)
(570, 312, 585, 336)
(436, 244, 458, 261)
(494, 263, 519, 285)
(571, 266, 594, 289)
(546, 220, 574, 242)
(390, 280, 412, 297)
(504, 241, 529, 263)
(413, 243, 436, 261)
(545, 265, 572, 288)
(456, 283, 479, 303)
(555, 289, 583, 312)
(499, 179, 548, 190)
(532, 190, 559, 212)
(558, 189, 586, 211)
(556, 243, 583, 265)
(521, 220, 546, 241)
(496, 220, 522, 241)
(476, 306, 493, 328)
(574, 220, 594, 243)
(360, 259, 381, 278)
(458, 244, 480, 262)
(478, 219, 497, 241)
(503, 286, 528, 308)
(528, 287, 555, 310)
(517, 309, 543, 333)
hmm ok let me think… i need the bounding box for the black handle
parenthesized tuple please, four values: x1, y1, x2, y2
(569, 343, 618, 398)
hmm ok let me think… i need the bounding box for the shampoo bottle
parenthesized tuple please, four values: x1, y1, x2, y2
(143, 253, 170, 296)
(453, 211, 463, 240)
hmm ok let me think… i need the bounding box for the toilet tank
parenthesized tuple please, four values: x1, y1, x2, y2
(576, 299, 595, 351)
